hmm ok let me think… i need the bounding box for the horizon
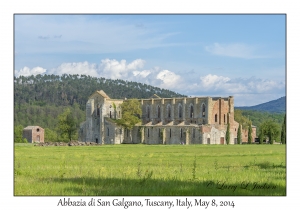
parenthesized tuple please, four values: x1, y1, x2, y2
(14, 14, 286, 106)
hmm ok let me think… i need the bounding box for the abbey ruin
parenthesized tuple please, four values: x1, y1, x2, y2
(79, 90, 256, 145)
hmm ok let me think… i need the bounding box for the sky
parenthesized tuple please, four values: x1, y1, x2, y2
(14, 14, 286, 106)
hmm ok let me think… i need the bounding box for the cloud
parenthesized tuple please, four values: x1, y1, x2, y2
(100, 59, 146, 79)
(14, 59, 285, 106)
(156, 69, 182, 89)
(15, 66, 47, 77)
(205, 42, 266, 59)
(48, 62, 99, 77)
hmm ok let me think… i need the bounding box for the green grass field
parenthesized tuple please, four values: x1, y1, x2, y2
(14, 144, 286, 196)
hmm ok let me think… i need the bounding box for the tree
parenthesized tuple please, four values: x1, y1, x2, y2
(14, 125, 23, 143)
(58, 108, 77, 141)
(115, 99, 142, 130)
(259, 120, 280, 144)
(225, 122, 230, 145)
(237, 124, 242, 144)
(281, 114, 286, 144)
(248, 122, 252, 144)
(115, 99, 141, 142)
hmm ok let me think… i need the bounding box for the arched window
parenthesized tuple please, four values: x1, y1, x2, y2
(202, 104, 206, 117)
(180, 128, 183, 138)
(167, 104, 171, 118)
(147, 106, 150, 118)
(215, 114, 218, 122)
(179, 104, 182, 118)
(190, 105, 194, 118)
(158, 105, 161, 118)
(97, 105, 100, 116)
(224, 114, 226, 123)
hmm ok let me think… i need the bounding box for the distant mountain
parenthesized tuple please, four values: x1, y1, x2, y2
(236, 96, 286, 113)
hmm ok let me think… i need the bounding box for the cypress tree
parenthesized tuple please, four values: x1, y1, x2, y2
(248, 122, 252, 144)
(237, 124, 241, 144)
(226, 122, 230, 145)
(281, 114, 286, 144)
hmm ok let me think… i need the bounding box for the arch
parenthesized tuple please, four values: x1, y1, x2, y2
(190, 104, 194, 118)
(202, 103, 206, 117)
(178, 103, 182, 118)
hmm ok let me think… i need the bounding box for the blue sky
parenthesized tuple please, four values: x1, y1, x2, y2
(14, 14, 286, 106)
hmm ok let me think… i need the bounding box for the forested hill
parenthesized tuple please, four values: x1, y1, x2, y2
(236, 96, 286, 113)
(14, 74, 186, 110)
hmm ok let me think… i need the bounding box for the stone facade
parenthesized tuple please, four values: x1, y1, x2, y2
(79, 90, 256, 145)
(23, 126, 45, 143)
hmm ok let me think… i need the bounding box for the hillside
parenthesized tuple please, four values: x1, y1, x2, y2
(236, 96, 286, 113)
(14, 74, 186, 137)
(14, 74, 186, 111)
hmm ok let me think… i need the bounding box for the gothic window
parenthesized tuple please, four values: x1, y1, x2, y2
(224, 114, 226, 123)
(179, 104, 182, 118)
(180, 128, 182, 138)
(190, 105, 194, 118)
(202, 104, 206, 117)
(215, 114, 218, 122)
(147, 106, 150, 118)
(167, 105, 171, 118)
(107, 128, 109, 136)
(158, 105, 161, 118)
(97, 105, 100, 116)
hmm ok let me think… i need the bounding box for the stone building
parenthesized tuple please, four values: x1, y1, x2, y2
(79, 90, 256, 145)
(23, 126, 45, 143)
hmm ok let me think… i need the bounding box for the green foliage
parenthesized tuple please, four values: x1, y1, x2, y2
(58, 108, 77, 141)
(259, 120, 280, 144)
(14, 125, 24, 143)
(234, 109, 251, 130)
(116, 99, 142, 130)
(22, 138, 28, 143)
(237, 124, 241, 144)
(281, 114, 286, 144)
(45, 128, 58, 142)
(225, 123, 230, 145)
(248, 122, 253, 144)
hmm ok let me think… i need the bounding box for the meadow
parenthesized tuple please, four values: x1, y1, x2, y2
(14, 144, 286, 196)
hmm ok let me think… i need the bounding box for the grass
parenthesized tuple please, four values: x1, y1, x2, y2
(14, 144, 286, 196)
